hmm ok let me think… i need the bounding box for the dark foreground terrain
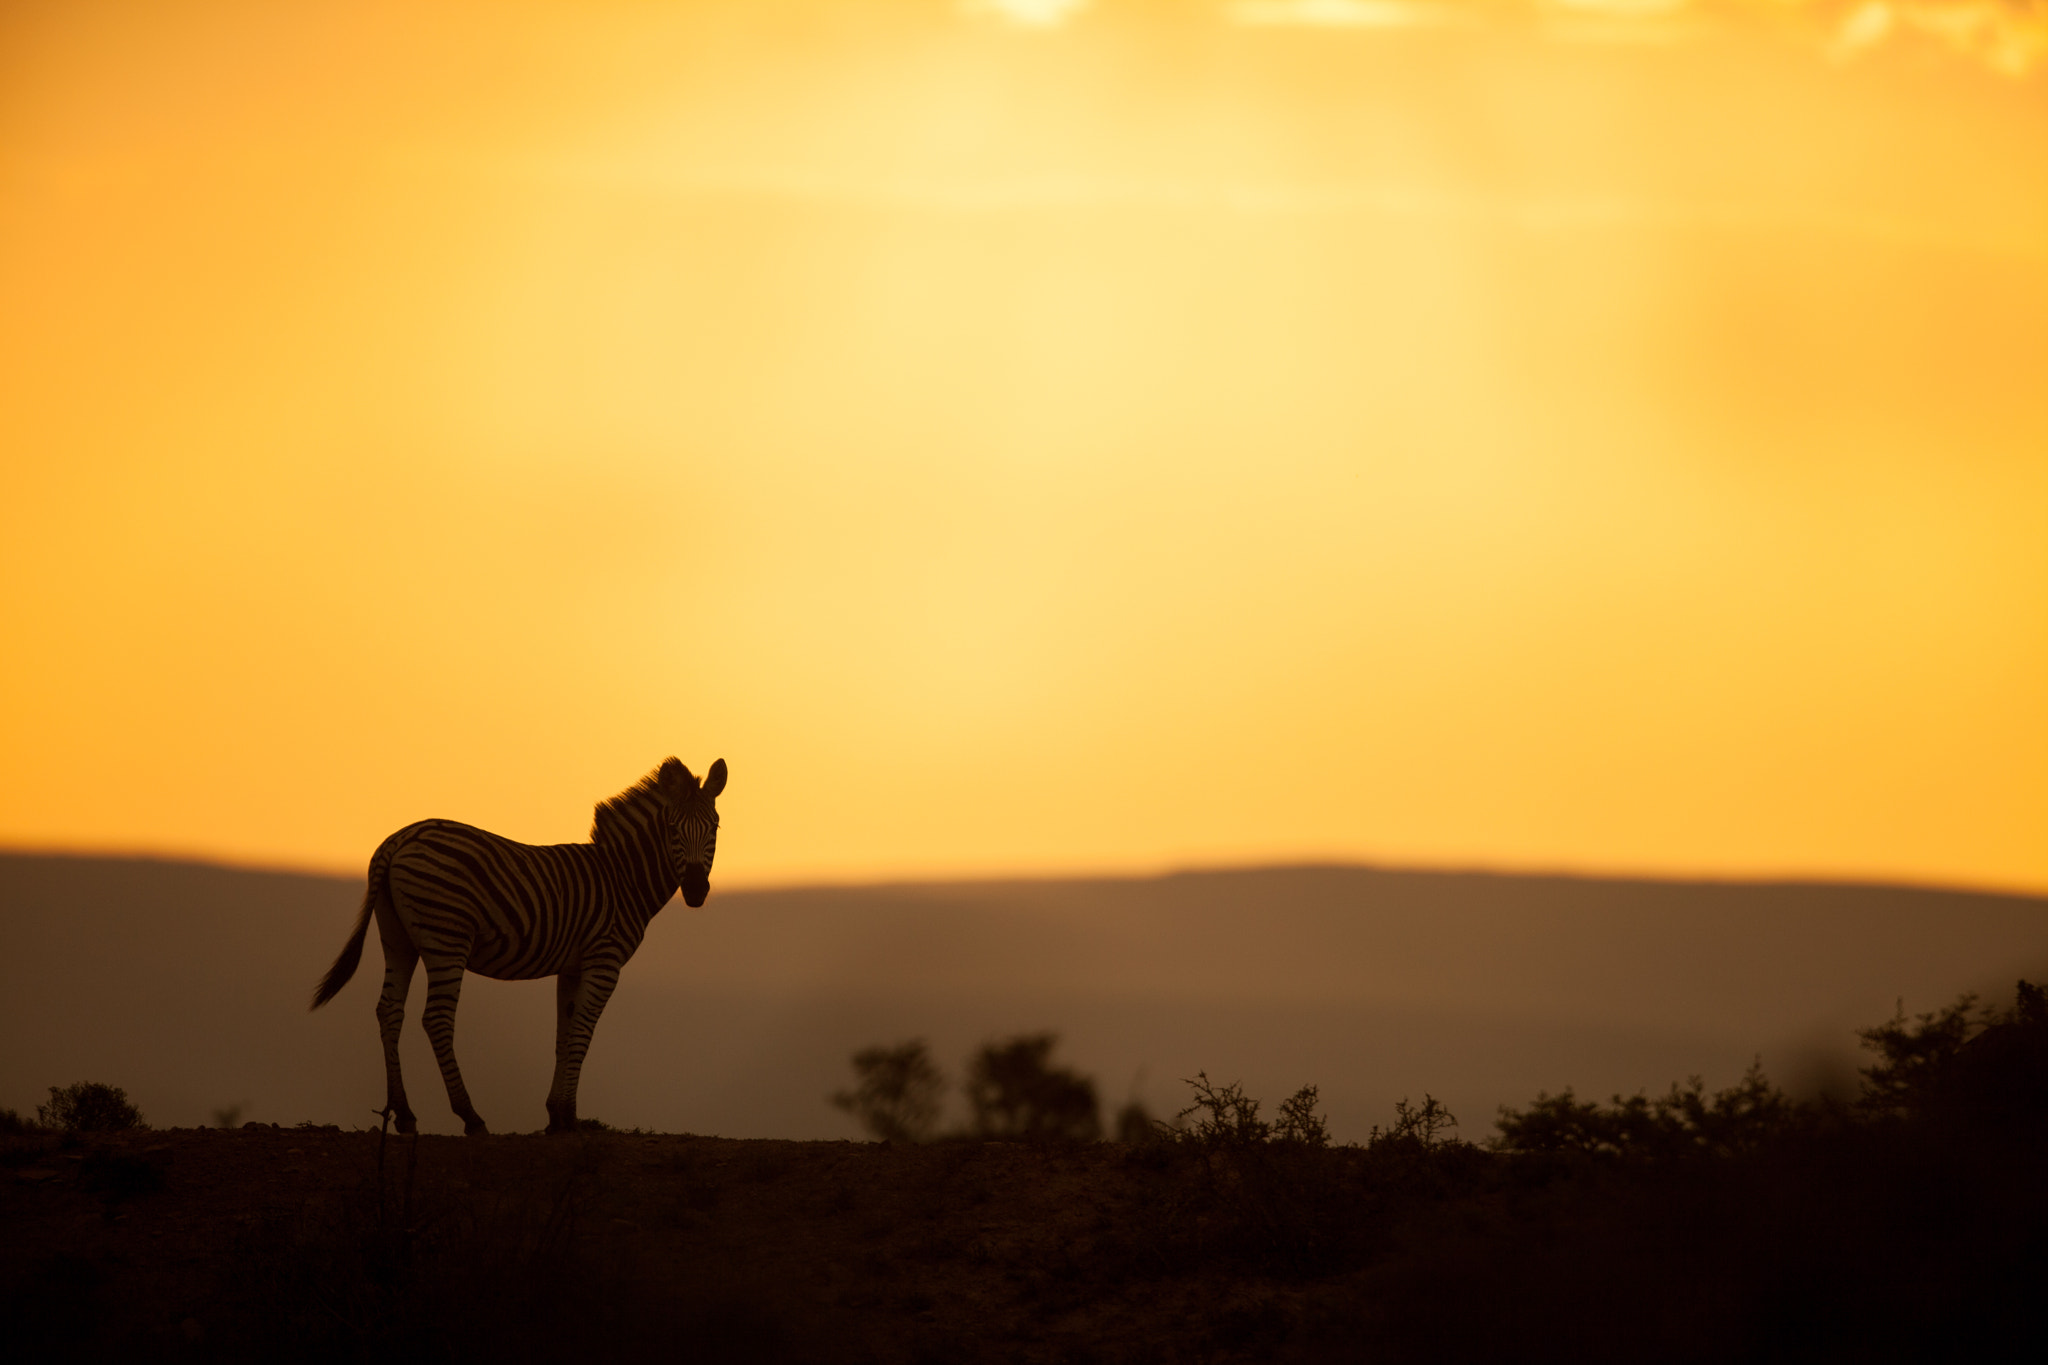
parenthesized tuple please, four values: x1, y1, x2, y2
(7, 1041, 2046, 1365)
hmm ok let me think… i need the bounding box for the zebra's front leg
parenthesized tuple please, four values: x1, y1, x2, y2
(375, 939, 420, 1134)
(419, 959, 488, 1135)
(546, 963, 620, 1136)
(545, 970, 581, 1134)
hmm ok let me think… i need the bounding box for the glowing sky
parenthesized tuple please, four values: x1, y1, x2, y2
(2, 0, 2043, 891)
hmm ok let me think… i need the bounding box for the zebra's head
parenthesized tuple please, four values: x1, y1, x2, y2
(658, 757, 726, 907)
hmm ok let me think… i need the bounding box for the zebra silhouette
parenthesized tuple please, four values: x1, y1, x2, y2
(311, 757, 726, 1135)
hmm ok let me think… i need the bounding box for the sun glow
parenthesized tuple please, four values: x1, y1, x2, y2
(1, 1, 2043, 892)
(1227, 0, 1466, 26)
(963, 0, 1093, 27)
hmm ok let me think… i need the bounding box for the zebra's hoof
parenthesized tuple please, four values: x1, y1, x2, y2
(464, 1120, 489, 1137)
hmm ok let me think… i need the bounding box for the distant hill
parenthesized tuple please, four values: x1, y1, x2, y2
(3, 853, 2043, 1138)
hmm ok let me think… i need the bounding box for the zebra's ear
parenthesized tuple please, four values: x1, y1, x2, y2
(704, 759, 728, 798)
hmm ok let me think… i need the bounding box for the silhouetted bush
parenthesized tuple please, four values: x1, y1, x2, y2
(1340, 981, 2048, 1363)
(1856, 993, 1991, 1117)
(832, 1040, 944, 1142)
(830, 1032, 1102, 1143)
(1858, 979, 2048, 1126)
(36, 1082, 146, 1133)
(0, 1106, 40, 1135)
(1938, 978, 2048, 1126)
(966, 1034, 1099, 1142)
(1493, 1059, 1800, 1160)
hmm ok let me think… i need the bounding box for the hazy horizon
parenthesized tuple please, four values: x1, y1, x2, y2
(8, 851, 2044, 1141)
(5, 840, 2044, 901)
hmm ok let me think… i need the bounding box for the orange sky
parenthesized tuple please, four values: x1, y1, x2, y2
(3, 0, 2044, 892)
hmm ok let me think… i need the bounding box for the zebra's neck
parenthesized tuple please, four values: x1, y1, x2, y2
(591, 798, 676, 927)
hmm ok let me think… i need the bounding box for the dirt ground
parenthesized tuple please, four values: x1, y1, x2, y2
(10, 1108, 2043, 1364)
(2, 1124, 1362, 1364)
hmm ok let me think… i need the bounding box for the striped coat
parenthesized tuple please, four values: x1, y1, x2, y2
(312, 757, 726, 1135)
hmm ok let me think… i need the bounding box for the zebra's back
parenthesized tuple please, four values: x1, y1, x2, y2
(383, 819, 625, 981)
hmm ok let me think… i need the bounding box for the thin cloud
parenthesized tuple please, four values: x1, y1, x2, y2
(1214, 0, 2046, 71)
(1828, 2, 2047, 75)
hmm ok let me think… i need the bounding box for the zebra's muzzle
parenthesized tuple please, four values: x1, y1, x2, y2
(682, 865, 710, 907)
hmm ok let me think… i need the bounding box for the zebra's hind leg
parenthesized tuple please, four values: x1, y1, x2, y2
(419, 959, 488, 1135)
(546, 970, 582, 1134)
(545, 963, 620, 1136)
(375, 935, 420, 1134)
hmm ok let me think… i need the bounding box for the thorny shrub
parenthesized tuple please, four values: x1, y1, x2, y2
(1372, 1094, 1459, 1148)
(1121, 1075, 1473, 1281)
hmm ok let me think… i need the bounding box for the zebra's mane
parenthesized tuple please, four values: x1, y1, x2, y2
(590, 762, 674, 846)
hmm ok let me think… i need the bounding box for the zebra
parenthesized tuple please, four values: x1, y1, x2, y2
(310, 757, 726, 1135)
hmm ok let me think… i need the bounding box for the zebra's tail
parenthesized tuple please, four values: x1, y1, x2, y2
(311, 837, 395, 1010)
